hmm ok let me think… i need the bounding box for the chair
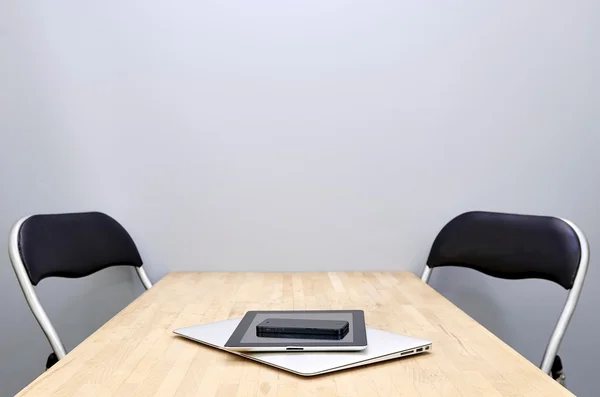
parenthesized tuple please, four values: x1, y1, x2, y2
(8, 211, 153, 365)
(421, 211, 589, 379)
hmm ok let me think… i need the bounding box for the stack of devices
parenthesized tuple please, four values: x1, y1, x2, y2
(174, 310, 431, 376)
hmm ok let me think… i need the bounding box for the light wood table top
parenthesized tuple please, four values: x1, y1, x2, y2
(17, 272, 574, 397)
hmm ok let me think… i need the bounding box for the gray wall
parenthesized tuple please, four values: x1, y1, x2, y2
(1, 1, 599, 395)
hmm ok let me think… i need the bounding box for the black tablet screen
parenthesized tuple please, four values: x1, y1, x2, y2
(225, 310, 367, 348)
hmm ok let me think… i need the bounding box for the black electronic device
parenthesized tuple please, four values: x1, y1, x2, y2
(223, 310, 367, 351)
(256, 318, 349, 339)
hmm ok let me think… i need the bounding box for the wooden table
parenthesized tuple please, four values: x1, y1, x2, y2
(17, 272, 574, 397)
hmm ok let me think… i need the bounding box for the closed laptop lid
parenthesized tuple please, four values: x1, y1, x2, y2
(174, 318, 431, 376)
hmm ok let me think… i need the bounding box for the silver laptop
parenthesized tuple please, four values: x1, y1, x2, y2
(174, 318, 432, 376)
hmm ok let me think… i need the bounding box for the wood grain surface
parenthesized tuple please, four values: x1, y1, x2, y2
(16, 272, 574, 397)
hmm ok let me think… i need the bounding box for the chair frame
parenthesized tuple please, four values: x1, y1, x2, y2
(8, 215, 153, 360)
(421, 217, 589, 375)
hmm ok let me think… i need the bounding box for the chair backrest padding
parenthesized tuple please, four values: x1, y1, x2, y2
(427, 211, 581, 289)
(18, 212, 143, 285)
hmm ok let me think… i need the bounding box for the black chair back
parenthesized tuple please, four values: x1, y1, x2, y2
(427, 211, 582, 289)
(18, 212, 143, 285)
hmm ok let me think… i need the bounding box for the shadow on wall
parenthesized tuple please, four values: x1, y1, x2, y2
(448, 285, 509, 336)
(431, 271, 510, 340)
(429, 266, 567, 368)
(34, 267, 145, 350)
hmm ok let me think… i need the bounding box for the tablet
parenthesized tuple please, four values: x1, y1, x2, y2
(224, 310, 367, 352)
